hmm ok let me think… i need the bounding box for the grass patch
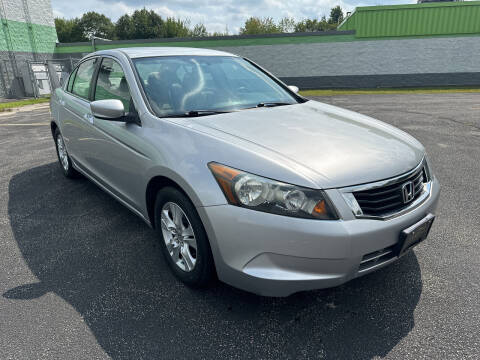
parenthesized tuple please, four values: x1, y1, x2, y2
(0, 97, 50, 111)
(299, 87, 480, 96)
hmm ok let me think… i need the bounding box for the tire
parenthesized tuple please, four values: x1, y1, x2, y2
(154, 186, 215, 287)
(54, 128, 80, 178)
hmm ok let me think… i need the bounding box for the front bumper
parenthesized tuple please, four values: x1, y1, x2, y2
(198, 176, 440, 297)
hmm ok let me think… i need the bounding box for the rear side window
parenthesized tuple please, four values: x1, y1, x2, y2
(71, 58, 97, 99)
(94, 58, 131, 112)
(66, 68, 77, 92)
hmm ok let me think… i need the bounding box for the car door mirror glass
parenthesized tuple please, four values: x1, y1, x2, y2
(91, 99, 125, 120)
(288, 85, 299, 94)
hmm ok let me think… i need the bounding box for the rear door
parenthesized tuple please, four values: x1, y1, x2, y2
(60, 57, 99, 168)
(55, 67, 76, 150)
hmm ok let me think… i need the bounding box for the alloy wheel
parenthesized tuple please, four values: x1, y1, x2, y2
(56, 134, 69, 171)
(160, 202, 197, 272)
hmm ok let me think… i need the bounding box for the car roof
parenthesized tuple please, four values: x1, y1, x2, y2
(94, 47, 238, 59)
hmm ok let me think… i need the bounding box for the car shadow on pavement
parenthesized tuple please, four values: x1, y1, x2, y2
(6, 162, 423, 359)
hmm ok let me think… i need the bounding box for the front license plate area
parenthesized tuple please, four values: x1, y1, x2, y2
(397, 213, 435, 257)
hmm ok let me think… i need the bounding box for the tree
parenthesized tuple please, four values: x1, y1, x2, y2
(54, 18, 86, 42)
(328, 6, 344, 25)
(163, 18, 190, 38)
(130, 9, 164, 39)
(240, 17, 280, 35)
(294, 16, 336, 32)
(55, 7, 348, 43)
(190, 23, 208, 37)
(278, 17, 295, 33)
(295, 19, 317, 32)
(77, 12, 115, 40)
(115, 14, 134, 40)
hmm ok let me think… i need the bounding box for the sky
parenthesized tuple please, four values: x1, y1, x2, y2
(51, 0, 417, 34)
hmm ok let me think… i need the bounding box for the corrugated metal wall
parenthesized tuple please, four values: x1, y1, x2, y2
(56, 35, 480, 89)
(339, 1, 480, 38)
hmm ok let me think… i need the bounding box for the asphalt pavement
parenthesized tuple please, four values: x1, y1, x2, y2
(0, 94, 479, 359)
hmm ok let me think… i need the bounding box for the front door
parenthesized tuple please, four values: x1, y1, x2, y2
(87, 57, 151, 211)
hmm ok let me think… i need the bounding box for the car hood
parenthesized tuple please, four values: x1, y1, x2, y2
(189, 101, 425, 188)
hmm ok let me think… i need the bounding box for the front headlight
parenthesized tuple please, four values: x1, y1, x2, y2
(208, 162, 338, 220)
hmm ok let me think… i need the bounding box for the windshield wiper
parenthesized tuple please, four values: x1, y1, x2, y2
(256, 102, 293, 108)
(164, 110, 232, 118)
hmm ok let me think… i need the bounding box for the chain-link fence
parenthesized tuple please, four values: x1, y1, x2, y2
(26, 58, 80, 98)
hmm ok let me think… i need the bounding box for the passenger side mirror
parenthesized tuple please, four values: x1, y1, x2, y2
(91, 99, 125, 121)
(288, 85, 299, 94)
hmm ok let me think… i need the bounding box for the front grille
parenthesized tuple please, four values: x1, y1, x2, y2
(358, 245, 396, 273)
(353, 166, 427, 217)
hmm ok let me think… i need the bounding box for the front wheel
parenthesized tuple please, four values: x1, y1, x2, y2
(154, 187, 215, 287)
(54, 128, 79, 178)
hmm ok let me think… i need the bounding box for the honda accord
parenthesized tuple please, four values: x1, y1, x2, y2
(50, 47, 440, 296)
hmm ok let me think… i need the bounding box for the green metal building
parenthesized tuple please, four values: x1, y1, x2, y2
(0, 0, 57, 98)
(338, 1, 480, 38)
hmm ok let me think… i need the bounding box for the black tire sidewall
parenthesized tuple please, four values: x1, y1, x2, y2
(154, 187, 215, 287)
(54, 128, 77, 178)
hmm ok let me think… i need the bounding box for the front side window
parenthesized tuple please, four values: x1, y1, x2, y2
(71, 58, 97, 99)
(94, 58, 131, 112)
(133, 56, 299, 117)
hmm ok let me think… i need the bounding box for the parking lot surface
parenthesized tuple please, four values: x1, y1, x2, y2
(1, 94, 479, 359)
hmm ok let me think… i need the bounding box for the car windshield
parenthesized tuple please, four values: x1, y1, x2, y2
(133, 56, 300, 117)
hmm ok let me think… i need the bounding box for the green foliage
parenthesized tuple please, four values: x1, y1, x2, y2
(240, 17, 280, 35)
(54, 5, 347, 42)
(294, 16, 335, 32)
(0, 97, 50, 111)
(54, 18, 85, 42)
(130, 9, 164, 39)
(78, 11, 115, 40)
(240, 7, 343, 36)
(115, 14, 134, 40)
(163, 18, 190, 38)
(278, 17, 296, 33)
(328, 6, 344, 25)
(190, 23, 208, 37)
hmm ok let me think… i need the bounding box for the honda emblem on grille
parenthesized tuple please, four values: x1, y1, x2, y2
(401, 181, 415, 204)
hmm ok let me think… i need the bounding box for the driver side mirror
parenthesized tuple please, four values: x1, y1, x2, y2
(288, 85, 299, 94)
(90, 99, 125, 121)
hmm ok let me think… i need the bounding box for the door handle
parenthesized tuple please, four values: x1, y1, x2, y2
(84, 113, 94, 124)
(59, 99, 65, 106)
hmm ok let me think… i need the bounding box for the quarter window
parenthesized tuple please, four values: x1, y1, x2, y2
(71, 58, 97, 99)
(94, 58, 131, 112)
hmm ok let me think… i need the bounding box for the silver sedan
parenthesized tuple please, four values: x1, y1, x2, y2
(50, 47, 440, 297)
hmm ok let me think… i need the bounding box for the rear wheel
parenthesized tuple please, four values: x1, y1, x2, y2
(154, 187, 215, 287)
(54, 128, 79, 178)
